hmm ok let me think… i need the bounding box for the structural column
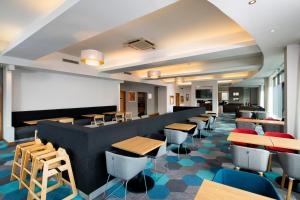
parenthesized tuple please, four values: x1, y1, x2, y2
(284, 44, 300, 138)
(3, 65, 15, 142)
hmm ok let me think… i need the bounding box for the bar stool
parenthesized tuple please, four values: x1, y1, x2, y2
(27, 148, 78, 200)
(11, 139, 43, 182)
(20, 143, 55, 189)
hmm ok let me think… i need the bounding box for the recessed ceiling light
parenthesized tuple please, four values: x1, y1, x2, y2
(248, 0, 256, 5)
(270, 29, 275, 33)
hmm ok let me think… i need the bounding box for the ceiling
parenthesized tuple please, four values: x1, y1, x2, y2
(60, 0, 253, 64)
(2, 0, 299, 87)
(209, 0, 300, 78)
(58, 0, 260, 85)
(0, 0, 65, 52)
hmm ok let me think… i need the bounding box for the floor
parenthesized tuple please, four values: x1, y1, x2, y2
(0, 114, 299, 199)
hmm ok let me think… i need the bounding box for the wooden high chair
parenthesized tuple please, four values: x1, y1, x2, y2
(11, 139, 43, 182)
(27, 148, 78, 200)
(20, 143, 55, 189)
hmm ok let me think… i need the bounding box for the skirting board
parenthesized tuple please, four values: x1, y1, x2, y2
(79, 178, 120, 200)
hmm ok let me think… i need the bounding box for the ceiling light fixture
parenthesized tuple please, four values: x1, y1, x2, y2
(147, 70, 161, 79)
(248, 0, 256, 5)
(80, 49, 104, 66)
(270, 29, 275, 33)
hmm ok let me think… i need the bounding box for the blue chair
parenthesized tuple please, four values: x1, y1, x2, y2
(212, 169, 281, 200)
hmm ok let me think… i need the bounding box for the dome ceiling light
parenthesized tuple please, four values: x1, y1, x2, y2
(147, 70, 161, 79)
(80, 49, 104, 66)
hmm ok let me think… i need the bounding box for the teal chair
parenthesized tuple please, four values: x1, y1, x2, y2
(213, 169, 281, 200)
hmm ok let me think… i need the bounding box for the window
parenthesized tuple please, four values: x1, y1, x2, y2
(273, 70, 284, 118)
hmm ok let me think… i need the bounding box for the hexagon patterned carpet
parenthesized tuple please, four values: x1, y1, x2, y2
(0, 114, 299, 200)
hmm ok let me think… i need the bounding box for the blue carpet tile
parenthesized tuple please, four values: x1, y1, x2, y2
(0, 113, 299, 199)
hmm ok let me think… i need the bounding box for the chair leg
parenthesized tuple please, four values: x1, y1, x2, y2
(143, 170, 148, 195)
(267, 154, 272, 171)
(258, 172, 263, 177)
(104, 175, 111, 198)
(286, 178, 294, 200)
(281, 173, 287, 189)
(124, 181, 128, 200)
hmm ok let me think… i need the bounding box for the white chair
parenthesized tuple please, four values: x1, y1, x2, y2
(147, 134, 168, 174)
(236, 121, 256, 130)
(103, 121, 118, 126)
(105, 151, 148, 200)
(131, 116, 140, 120)
(164, 129, 188, 159)
(240, 111, 252, 118)
(278, 152, 300, 200)
(189, 119, 206, 139)
(140, 115, 149, 119)
(232, 145, 270, 176)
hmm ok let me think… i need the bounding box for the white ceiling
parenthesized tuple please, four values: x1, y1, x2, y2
(0, 0, 65, 52)
(209, 0, 300, 78)
(60, 0, 253, 63)
(2, 0, 299, 87)
(2, 0, 177, 59)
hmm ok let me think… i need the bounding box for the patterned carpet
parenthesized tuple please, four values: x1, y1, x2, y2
(0, 114, 299, 199)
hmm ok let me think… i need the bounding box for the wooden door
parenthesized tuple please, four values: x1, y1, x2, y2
(176, 93, 180, 106)
(120, 91, 126, 112)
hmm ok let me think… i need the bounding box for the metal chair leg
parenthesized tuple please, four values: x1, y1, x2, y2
(124, 181, 128, 200)
(143, 170, 148, 195)
(104, 175, 111, 198)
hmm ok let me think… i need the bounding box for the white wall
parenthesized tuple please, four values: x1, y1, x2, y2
(12, 69, 121, 111)
(191, 80, 218, 115)
(175, 86, 191, 106)
(284, 44, 300, 138)
(166, 83, 175, 113)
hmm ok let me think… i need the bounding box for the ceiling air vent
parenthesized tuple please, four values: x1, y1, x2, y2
(127, 38, 155, 50)
(62, 58, 79, 64)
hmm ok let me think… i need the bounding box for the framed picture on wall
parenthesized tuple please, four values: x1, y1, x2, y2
(186, 94, 189, 101)
(128, 91, 136, 102)
(170, 96, 174, 105)
(180, 96, 184, 103)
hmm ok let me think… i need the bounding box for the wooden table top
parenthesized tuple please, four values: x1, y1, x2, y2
(239, 110, 266, 113)
(24, 117, 74, 125)
(228, 132, 300, 151)
(103, 111, 119, 115)
(236, 118, 284, 126)
(112, 136, 165, 155)
(227, 132, 273, 146)
(194, 180, 275, 200)
(82, 114, 104, 118)
(189, 117, 209, 121)
(165, 123, 197, 131)
(269, 136, 300, 151)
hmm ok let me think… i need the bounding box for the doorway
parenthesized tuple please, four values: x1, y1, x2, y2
(138, 92, 147, 116)
(120, 91, 126, 112)
(176, 93, 180, 106)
